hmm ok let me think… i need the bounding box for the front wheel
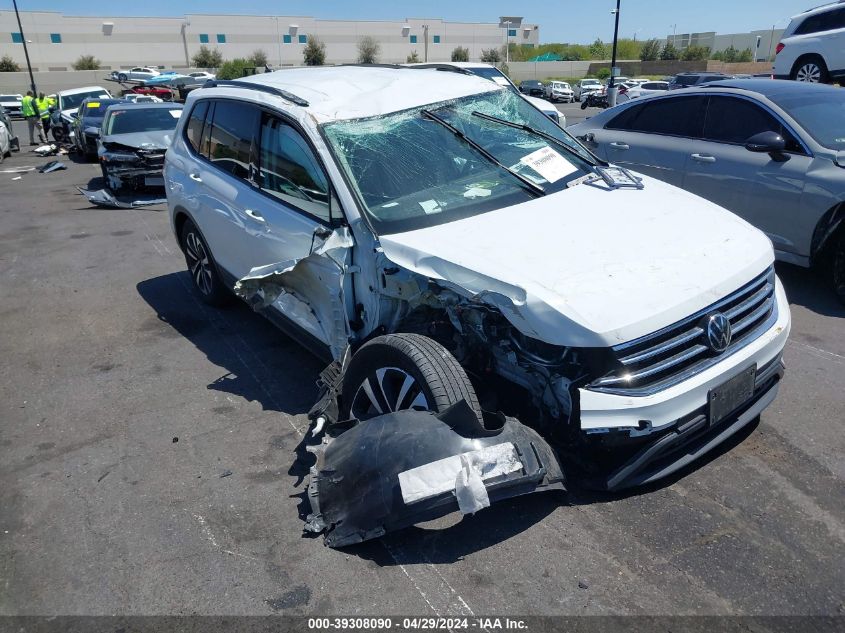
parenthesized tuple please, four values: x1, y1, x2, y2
(118, 73, 128, 83)
(581, 101, 588, 110)
(339, 333, 483, 424)
(51, 125, 66, 144)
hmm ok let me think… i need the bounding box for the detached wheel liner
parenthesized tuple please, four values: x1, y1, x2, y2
(340, 333, 483, 423)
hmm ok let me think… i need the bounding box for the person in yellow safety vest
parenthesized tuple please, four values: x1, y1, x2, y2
(21, 91, 46, 145)
(36, 92, 52, 138)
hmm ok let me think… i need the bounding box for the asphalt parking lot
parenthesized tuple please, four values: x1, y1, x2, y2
(1, 146, 843, 617)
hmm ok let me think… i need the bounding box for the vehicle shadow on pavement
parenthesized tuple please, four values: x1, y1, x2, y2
(776, 262, 845, 318)
(136, 272, 323, 417)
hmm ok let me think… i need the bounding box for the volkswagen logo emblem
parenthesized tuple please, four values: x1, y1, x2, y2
(705, 313, 732, 353)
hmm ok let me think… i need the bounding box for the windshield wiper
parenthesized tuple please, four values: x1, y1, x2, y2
(420, 109, 545, 197)
(471, 111, 606, 167)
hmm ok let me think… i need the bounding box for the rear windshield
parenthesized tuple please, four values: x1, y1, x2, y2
(105, 107, 182, 135)
(61, 90, 110, 110)
(0, 95, 21, 101)
(768, 89, 845, 150)
(582, 80, 601, 85)
(673, 75, 700, 86)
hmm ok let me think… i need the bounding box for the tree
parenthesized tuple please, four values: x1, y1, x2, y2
(357, 36, 380, 64)
(216, 58, 251, 80)
(639, 39, 661, 61)
(451, 46, 469, 62)
(615, 38, 642, 60)
(738, 47, 754, 62)
(0, 55, 20, 72)
(681, 45, 711, 61)
(72, 54, 100, 70)
(406, 50, 421, 63)
(192, 45, 223, 68)
(480, 48, 501, 63)
(589, 38, 609, 59)
(596, 67, 611, 80)
(248, 49, 268, 67)
(660, 41, 679, 60)
(303, 37, 326, 66)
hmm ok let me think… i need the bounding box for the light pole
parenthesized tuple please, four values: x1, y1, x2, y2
(423, 24, 429, 62)
(671, 24, 677, 48)
(273, 17, 282, 67)
(608, 0, 621, 106)
(503, 20, 511, 63)
(12, 0, 36, 94)
(180, 21, 190, 68)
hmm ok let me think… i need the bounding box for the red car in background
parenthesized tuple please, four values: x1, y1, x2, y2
(127, 86, 174, 101)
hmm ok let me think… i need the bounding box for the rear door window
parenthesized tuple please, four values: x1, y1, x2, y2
(206, 100, 259, 180)
(702, 96, 804, 152)
(257, 113, 332, 223)
(606, 95, 706, 137)
(796, 8, 845, 34)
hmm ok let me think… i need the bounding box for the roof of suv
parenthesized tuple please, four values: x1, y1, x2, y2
(205, 66, 504, 123)
(702, 77, 833, 97)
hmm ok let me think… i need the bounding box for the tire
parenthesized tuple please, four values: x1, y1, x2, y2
(831, 231, 845, 305)
(51, 125, 66, 144)
(118, 73, 128, 83)
(340, 333, 483, 424)
(791, 56, 829, 83)
(179, 218, 232, 307)
(581, 101, 588, 110)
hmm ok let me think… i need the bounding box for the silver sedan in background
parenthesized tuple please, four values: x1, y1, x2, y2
(568, 80, 845, 302)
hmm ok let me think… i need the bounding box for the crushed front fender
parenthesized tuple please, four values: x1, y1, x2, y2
(304, 402, 565, 548)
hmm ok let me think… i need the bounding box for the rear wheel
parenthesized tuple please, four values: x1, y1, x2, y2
(792, 56, 829, 83)
(180, 218, 232, 307)
(340, 333, 483, 423)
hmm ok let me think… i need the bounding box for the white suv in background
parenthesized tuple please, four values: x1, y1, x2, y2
(774, 1, 845, 82)
(164, 67, 788, 493)
(574, 78, 604, 101)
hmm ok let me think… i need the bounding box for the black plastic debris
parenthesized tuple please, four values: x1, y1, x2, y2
(37, 161, 66, 173)
(304, 401, 565, 548)
(220, 469, 233, 478)
(76, 187, 166, 209)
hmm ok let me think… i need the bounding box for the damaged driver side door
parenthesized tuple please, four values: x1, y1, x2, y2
(232, 110, 353, 362)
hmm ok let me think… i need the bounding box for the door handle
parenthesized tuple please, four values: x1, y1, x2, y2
(610, 142, 630, 150)
(189, 172, 202, 182)
(691, 153, 716, 163)
(245, 209, 265, 223)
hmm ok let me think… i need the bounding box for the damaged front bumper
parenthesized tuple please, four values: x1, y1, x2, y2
(101, 148, 166, 190)
(305, 402, 565, 548)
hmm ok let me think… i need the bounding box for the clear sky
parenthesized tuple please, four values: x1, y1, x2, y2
(3, 0, 817, 42)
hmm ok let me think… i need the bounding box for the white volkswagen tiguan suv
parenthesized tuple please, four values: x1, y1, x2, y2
(164, 67, 789, 490)
(774, 1, 845, 82)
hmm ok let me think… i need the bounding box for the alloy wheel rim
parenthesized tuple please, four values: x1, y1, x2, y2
(797, 64, 821, 82)
(185, 232, 213, 295)
(350, 367, 430, 421)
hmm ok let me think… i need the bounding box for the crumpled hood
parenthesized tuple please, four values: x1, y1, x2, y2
(378, 174, 774, 348)
(101, 130, 173, 150)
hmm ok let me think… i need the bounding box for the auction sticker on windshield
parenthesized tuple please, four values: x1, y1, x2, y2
(519, 147, 576, 183)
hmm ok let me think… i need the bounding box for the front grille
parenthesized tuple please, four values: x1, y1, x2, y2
(590, 266, 777, 396)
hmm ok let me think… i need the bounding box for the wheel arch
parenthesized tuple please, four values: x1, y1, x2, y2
(810, 200, 845, 266)
(791, 53, 829, 79)
(172, 206, 193, 247)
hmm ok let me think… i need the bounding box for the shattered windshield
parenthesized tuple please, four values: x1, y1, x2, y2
(323, 90, 595, 234)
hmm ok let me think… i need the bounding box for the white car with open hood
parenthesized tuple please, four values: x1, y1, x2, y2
(164, 66, 789, 511)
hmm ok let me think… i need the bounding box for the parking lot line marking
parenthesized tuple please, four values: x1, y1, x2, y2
(787, 340, 845, 365)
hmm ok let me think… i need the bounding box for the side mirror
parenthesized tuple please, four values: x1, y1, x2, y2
(745, 131, 786, 154)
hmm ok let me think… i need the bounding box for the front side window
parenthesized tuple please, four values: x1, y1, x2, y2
(258, 114, 331, 222)
(702, 96, 802, 151)
(206, 101, 258, 179)
(323, 89, 595, 234)
(606, 95, 706, 137)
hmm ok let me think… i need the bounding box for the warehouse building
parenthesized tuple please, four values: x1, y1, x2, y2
(665, 29, 787, 61)
(0, 10, 540, 70)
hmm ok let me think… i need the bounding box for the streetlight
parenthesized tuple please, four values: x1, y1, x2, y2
(180, 21, 190, 68)
(12, 0, 36, 94)
(273, 17, 282, 67)
(503, 20, 511, 63)
(608, 0, 621, 107)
